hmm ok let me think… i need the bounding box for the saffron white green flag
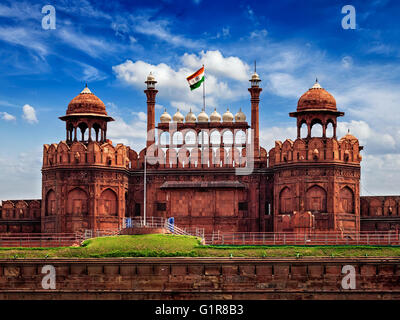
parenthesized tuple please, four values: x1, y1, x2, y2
(186, 66, 204, 91)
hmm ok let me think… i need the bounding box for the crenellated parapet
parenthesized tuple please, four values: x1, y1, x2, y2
(270, 134, 362, 167)
(42, 140, 138, 169)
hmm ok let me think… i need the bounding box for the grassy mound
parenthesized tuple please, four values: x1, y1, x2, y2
(0, 234, 400, 258)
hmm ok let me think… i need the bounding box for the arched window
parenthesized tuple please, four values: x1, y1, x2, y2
(99, 189, 118, 216)
(184, 130, 197, 146)
(78, 122, 88, 142)
(222, 130, 234, 145)
(46, 190, 56, 216)
(300, 121, 307, 138)
(235, 130, 246, 145)
(311, 121, 323, 137)
(67, 188, 88, 215)
(210, 130, 221, 146)
(198, 131, 209, 146)
(279, 187, 294, 214)
(306, 185, 327, 213)
(160, 131, 170, 146)
(172, 131, 183, 145)
(326, 121, 334, 138)
(339, 187, 354, 213)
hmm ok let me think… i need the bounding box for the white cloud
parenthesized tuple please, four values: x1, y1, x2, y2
(181, 50, 249, 81)
(127, 11, 202, 49)
(132, 111, 147, 121)
(22, 104, 38, 124)
(108, 112, 147, 151)
(250, 29, 268, 38)
(113, 50, 250, 112)
(0, 112, 16, 121)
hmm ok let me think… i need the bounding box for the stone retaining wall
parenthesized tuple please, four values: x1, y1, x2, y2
(0, 257, 399, 299)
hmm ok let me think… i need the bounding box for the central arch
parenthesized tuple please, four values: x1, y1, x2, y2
(67, 188, 88, 215)
(306, 185, 327, 213)
(99, 189, 118, 216)
(279, 187, 294, 214)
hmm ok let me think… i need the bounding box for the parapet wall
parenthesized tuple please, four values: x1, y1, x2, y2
(0, 257, 399, 300)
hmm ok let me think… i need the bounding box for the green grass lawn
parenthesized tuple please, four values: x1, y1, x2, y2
(1, 234, 400, 258)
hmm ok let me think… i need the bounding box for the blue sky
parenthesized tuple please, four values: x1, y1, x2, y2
(0, 0, 400, 200)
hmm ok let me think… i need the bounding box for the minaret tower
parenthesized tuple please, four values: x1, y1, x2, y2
(144, 72, 158, 149)
(248, 62, 262, 159)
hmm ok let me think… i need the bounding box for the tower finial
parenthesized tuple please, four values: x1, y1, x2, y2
(254, 60, 257, 73)
(316, 77, 318, 83)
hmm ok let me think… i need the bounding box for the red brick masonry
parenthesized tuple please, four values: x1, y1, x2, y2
(0, 257, 399, 299)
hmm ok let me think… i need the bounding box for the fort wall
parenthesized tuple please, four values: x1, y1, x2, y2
(0, 257, 399, 299)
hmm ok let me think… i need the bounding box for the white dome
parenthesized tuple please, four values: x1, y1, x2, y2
(197, 109, 209, 122)
(172, 109, 184, 123)
(210, 108, 221, 122)
(160, 109, 171, 123)
(222, 108, 234, 122)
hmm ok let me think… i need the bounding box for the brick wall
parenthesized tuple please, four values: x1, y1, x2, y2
(0, 257, 399, 299)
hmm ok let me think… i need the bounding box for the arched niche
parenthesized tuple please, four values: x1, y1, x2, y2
(67, 188, 88, 215)
(306, 185, 327, 213)
(369, 198, 382, 216)
(99, 188, 118, 216)
(46, 190, 56, 216)
(339, 186, 354, 213)
(279, 187, 294, 214)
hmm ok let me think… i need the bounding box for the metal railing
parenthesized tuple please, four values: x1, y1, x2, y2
(205, 231, 400, 246)
(0, 233, 81, 247)
(126, 217, 205, 239)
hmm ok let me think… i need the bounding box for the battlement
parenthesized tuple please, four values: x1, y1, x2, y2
(270, 136, 362, 167)
(42, 141, 138, 169)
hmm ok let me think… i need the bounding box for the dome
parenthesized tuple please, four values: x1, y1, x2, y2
(235, 108, 246, 122)
(197, 109, 209, 122)
(222, 108, 234, 122)
(185, 108, 197, 123)
(210, 108, 221, 122)
(160, 109, 171, 123)
(251, 72, 260, 81)
(66, 85, 108, 116)
(297, 80, 337, 112)
(172, 109, 184, 123)
(340, 130, 358, 142)
(146, 72, 156, 82)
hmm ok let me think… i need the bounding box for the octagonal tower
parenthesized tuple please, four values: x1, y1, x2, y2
(271, 80, 362, 236)
(41, 86, 134, 233)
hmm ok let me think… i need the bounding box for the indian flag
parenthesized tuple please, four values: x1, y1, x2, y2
(186, 66, 204, 91)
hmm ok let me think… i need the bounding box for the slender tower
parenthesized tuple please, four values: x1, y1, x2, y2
(248, 66, 262, 159)
(144, 72, 158, 149)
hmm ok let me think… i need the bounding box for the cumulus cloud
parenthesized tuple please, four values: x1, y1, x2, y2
(0, 111, 16, 121)
(108, 111, 147, 151)
(22, 104, 38, 124)
(113, 50, 250, 112)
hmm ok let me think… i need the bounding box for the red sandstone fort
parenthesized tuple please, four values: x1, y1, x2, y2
(0, 72, 398, 235)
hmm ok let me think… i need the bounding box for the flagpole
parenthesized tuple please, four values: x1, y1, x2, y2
(202, 64, 205, 167)
(202, 64, 205, 111)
